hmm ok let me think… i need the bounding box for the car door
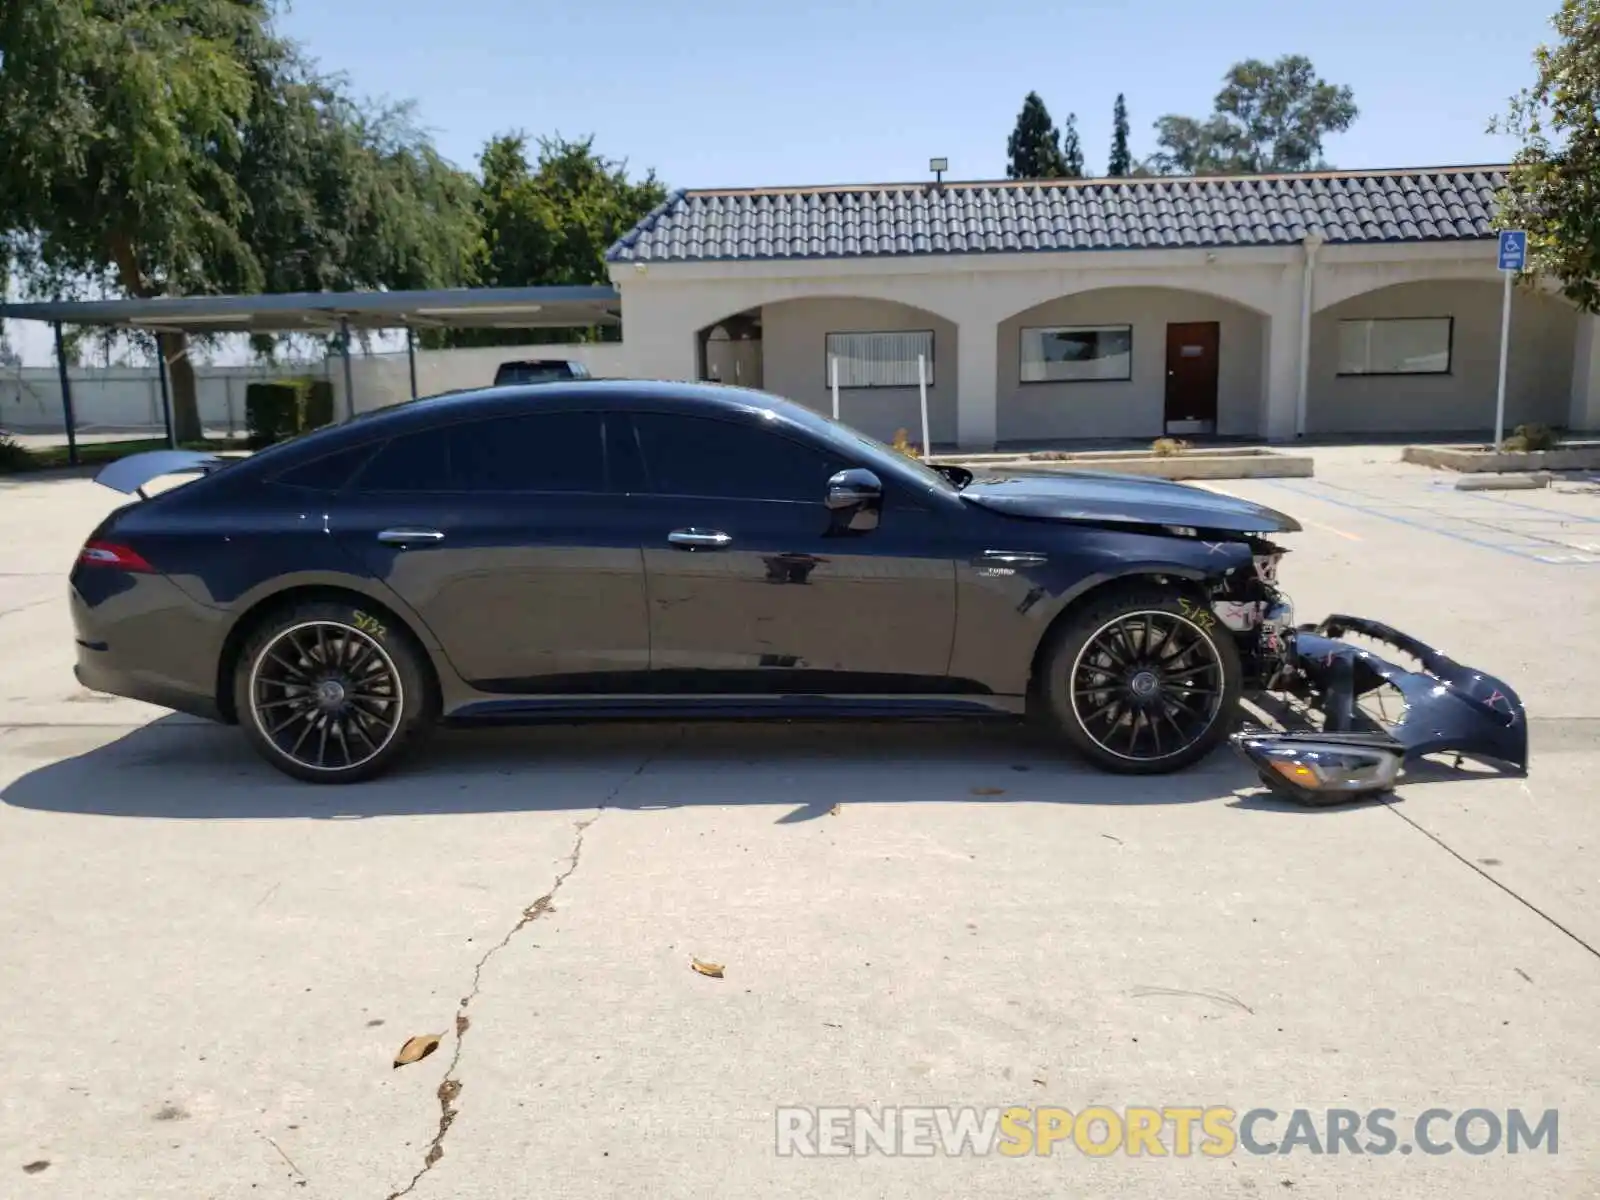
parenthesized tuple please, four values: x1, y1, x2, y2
(626, 409, 958, 694)
(332, 408, 651, 694)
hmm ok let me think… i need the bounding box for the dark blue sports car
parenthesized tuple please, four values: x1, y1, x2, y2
(69, 380, 1527, 799)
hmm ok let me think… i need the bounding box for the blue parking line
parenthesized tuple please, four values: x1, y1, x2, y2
(1432, 484, 1600, 524)
(1263, 480, 1599, 565)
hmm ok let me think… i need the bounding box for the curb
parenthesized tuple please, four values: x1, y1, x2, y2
(1453, 472, 1552, 491)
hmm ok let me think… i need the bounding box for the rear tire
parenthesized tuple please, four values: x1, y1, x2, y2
(234, 600, 435, 784)
(1038, 585, 1242, 774)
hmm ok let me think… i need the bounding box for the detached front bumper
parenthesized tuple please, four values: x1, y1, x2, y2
(1232, 614, 1527, 804)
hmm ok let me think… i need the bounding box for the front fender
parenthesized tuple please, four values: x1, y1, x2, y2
(947, 526, 1255, 694)
(1027, 535, 1256, 631)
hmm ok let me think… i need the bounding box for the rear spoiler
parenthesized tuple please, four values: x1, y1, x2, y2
(93, 450, 236, 498)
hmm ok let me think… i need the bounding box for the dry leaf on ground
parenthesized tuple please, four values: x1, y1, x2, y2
(392, 1034, 444, 1068)
(691, 958, 725, 979)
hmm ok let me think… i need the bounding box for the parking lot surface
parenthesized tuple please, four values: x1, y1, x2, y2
(2, 448, 1597, 1199)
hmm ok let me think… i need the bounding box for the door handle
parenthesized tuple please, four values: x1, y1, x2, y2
(668, 528, 732, 550)
(377, 527, 445, 545)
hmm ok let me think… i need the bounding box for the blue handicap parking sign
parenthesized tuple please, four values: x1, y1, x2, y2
(1498, 229, 1528, 271)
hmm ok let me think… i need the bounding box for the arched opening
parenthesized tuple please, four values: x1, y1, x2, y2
(1308, 280, 1579, 435)
(697, 309, 764, 388)
(695, 296, 956, 445)
(995, 287, 1268, 444)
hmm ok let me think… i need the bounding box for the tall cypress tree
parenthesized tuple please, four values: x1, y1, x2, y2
(1060, 112, 1086, 178)
(1006, 92, 1067, 179)
(1108, 93, 1132, 176)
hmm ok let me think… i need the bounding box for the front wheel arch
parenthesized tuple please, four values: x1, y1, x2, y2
(1025, 572, 1215, 709)
(1033, 580, 1244, 772)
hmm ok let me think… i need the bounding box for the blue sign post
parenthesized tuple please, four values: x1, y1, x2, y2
(1494, 231, 1528, 449)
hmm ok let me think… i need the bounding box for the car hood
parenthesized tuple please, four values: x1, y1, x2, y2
(958, 468, 1302, 534)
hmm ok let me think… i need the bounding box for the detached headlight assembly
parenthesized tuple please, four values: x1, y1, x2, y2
(1231, 731, 1404, 804)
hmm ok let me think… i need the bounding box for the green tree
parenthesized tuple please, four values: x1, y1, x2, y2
(1494, 0, 1600, 313)
(438, 133, 666, 348)
(0, 1, 479, 440)
(1006, 92, 1068, 180)
(233, 42, 481, 298)
(1108, 94, 1133, 176)
(0, 0, 256, 437)
(1149, 114, 1238, 175)
(1151, 55, 1358, 175)
(1060, 113, 1086, 178)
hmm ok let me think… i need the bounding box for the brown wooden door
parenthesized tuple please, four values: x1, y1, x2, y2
(1164, 322, 1220, 431)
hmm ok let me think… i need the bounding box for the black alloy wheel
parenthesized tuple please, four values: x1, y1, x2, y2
(1039, 587, 1243, 774)
(249, 620, 403, 772)
(1069, 610, 1225, 762)
(235, 601, 435, 783)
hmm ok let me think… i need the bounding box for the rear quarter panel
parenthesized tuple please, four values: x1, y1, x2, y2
(109, 479, 448, 685)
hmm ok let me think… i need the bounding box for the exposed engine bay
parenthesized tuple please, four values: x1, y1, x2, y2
(1198, 534, 1296, 687)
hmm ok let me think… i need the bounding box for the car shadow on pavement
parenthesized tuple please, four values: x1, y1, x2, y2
(0, 712, 1308, 820)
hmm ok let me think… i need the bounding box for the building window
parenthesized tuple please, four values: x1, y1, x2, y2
(1020, 325, 1133, 383)
(825, 330, 933, 388)
(1336, 317, 1453, 376)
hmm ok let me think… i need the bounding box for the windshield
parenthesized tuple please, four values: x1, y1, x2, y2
(760, 394, 962, 497)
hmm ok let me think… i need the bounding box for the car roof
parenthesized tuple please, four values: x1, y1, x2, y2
(373, 379, 789, 429)
(393, 380, 787, 428)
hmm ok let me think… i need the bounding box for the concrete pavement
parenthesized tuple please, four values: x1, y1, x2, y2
(1, 450, 1597, 1198)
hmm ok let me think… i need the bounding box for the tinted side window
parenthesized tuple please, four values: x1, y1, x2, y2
(354, 431, 451, 492)
(272, 444, 375, 493)
(447, 411, 606, 493)
(631, 413, 840, 502)
(603, 413, 647, 493)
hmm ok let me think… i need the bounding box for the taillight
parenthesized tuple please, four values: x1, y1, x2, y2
(77, 541, 155, 572)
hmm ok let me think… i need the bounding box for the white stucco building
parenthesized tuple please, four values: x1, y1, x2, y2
(606, 165, 1600, 450)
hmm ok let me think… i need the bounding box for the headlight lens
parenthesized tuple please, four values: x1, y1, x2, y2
(1232, 733, 1403, 798)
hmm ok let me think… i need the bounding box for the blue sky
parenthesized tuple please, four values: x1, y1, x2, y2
(281, 0, 1555, 186)
(0, 0, 1563, 365)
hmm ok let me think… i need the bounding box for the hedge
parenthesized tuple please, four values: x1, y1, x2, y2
(245, 377, 337, 448)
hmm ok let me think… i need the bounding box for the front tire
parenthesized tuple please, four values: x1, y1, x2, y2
(1038, 585, 1242, 774)
(234, 600, 435, 784)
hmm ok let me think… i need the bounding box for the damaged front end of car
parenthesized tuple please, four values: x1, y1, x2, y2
(1224, 552, 1527, 806)
(1233, 614, 1527, 804)
(975, 472, 1528, 803)
(1193, 536, 1528, 804)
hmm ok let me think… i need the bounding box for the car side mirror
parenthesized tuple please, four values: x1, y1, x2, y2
(825, 468, 881, 533)
(825, 468, 882, 510)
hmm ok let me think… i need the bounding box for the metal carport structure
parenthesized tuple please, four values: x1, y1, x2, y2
(0, 285, 621, 464)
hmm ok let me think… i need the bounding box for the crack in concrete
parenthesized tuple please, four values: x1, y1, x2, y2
(384, 745, 666, 1199)
(1381, 797, 1600, 962)
(0, 596, 57, 621)
(383, 815, 596, 1200)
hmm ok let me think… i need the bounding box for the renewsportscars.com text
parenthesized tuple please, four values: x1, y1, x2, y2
(775, 1105, 1559, 1158)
